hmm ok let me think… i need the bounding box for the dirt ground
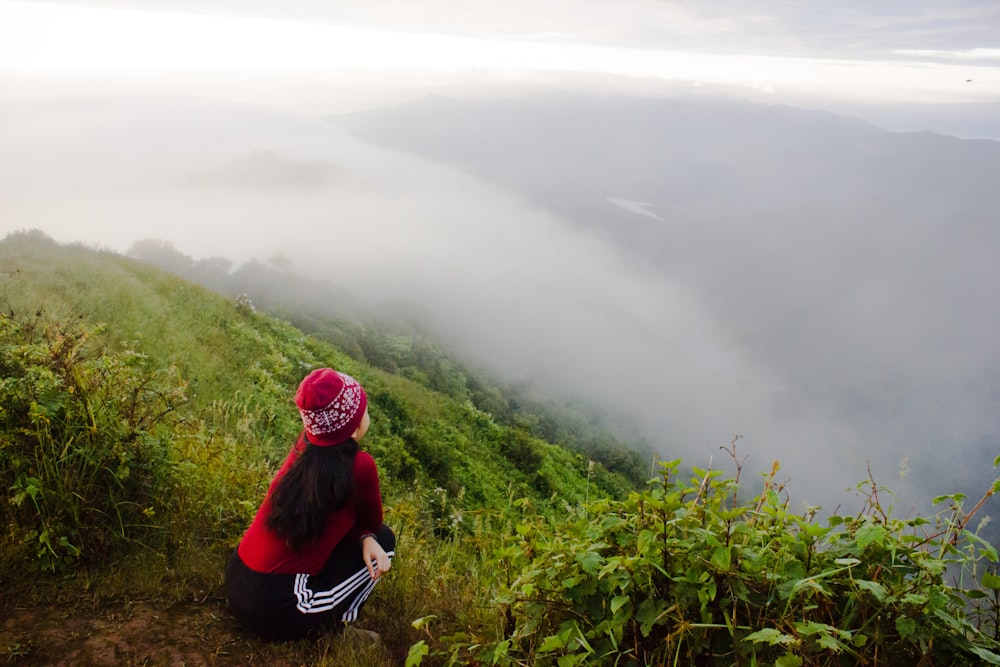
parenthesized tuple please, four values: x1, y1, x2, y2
(0, 598, 393, 666)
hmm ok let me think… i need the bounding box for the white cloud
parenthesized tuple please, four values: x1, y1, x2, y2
(893, 48, 1000, 61)
(2, 1, 999, 106)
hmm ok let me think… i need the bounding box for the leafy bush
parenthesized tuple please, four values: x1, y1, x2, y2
(1, 310, 186, 571)
(499, 429, 544, 474)
(411, 444, 1000, 666)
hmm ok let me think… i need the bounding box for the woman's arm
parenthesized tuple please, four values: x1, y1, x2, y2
(354, 452, 389, 579)
(353, 451, 384, 533)
(360, 532, 391, 580)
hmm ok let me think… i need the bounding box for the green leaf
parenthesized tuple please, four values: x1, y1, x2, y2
(856, 524, 886, 551)
(855, 579, 887, 601)
(794, 621, 834, 636)
(800, 521, 831, 538)
(702, 578, 717, 606)
(411, 615, 437, 631)
(577, 550, 603, 574)
(816, 633, 846, 652)
(896, 616, 917, 639)
(711, 546, 731, 570)
(833, 557, 861, 566)
(635, 599, 667, 637)
(635, 600, 662, 624)
(610, 595, 630, 614)
(557, 620, 578, 644)
(787, 578, 831, 600)
(404, 640, 429, 667)
(744, 628, 798, 646)
(983, 572, 1000, 590)
(981, 543, 999, 563)
(967, 646, 1000, 665)
(539, 635, 565, 652)
(637, 529, 656, 553)
(933, 492, 967, 505)
(932, 607, 965, 632)
(490, 638, 511, 664)
(775, 655, 803, 667)
(574, 629, 595, 654)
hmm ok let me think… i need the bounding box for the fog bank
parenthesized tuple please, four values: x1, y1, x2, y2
(3, 91, 998, 513)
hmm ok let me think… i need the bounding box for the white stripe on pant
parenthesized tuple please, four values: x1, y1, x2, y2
(293, 550, 395, 621)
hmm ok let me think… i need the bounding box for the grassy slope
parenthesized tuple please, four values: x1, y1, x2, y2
(1, 231, 613, 497)
(0, 231, 617, 665)
(5, 232, 1000, 666)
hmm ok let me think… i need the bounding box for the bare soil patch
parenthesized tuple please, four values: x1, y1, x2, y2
(1, 598, 392, 666)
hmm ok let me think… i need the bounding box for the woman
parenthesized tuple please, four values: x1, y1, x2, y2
(225, 368, 395, 641)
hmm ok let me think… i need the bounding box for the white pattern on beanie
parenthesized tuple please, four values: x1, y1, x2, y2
(299, 373, 364, 437)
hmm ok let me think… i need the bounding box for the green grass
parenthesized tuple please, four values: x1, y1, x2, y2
(0, 231, 619, 664)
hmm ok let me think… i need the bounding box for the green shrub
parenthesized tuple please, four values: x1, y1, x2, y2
(1, 311, 185, 571)
(411, 448, 1000, 666)
(499, 429, 544, 474)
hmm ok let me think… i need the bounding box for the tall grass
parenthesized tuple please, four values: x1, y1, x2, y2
(0, 310, 185, 570)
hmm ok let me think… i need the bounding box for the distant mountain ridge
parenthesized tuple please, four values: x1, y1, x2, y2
(328, 92, 1000, 234)
(328, 91, 1000, 514)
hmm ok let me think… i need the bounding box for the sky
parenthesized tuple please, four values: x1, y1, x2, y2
(1, 0, 1000, 509)
(1, 0, 999, 110)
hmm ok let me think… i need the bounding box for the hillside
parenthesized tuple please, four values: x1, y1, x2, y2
(0, 230, 628, 665)
(124, 237, 654, 489)
(4, 230, 1000, 666)
(4, 229, 632, 499)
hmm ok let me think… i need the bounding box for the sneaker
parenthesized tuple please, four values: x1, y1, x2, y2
(343, 626, 381, 645)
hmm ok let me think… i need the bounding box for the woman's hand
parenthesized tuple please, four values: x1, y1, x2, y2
(362, 534, 391, 581)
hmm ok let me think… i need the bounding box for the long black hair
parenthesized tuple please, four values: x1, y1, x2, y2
(266, 435, 359, 551)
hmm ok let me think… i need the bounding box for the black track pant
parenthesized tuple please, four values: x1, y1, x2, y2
(225, 523, 396, 641)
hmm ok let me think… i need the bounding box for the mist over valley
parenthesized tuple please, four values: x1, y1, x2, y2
(2, 89, 999, 515)
(328, 93, 1000, 513)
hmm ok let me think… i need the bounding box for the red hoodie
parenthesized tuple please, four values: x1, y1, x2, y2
(237, 435, 384, 575)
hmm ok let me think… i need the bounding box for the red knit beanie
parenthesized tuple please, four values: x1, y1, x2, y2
(294, 368, 368, 446)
